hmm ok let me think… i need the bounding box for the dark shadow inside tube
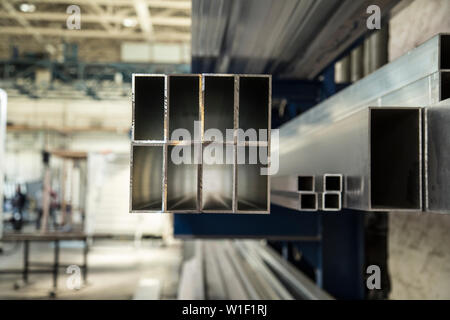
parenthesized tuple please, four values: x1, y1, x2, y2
(131, 146, 163, 210)
(134, 76, 164, 140)
(169, 76, 199, 140)
(202, 143, 234, 211)
(238, 76, 269, 140)
(237, 146, 268, 211)
(299, 193, 317, 210)
(441, 72, 450, 101)
(204, 76, 234, 139)
(167, 145, 198, 211)
(440, 35, 450, 70)
(323, 193, 340, 210)
(370, 108, 421, 210)
(298, 176, 314, 191)
(324, 175, 342, 191)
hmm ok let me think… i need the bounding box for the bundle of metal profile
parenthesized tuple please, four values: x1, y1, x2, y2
(272, 106, 422, 212)
(130, 74, 271, 213)
(178, 240, 333, 300)
(271, 174, 343, 211)
(277, 34, 449, 148)
(273, 34, 450, 213)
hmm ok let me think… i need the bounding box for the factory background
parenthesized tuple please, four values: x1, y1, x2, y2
(0, 0, 449, 300)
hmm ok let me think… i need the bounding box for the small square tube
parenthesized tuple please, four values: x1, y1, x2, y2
(299, 192, 318, 211)
(324, 174, 343, 192)
(298, 176, 315, 192)
(322, 192, 342, 211)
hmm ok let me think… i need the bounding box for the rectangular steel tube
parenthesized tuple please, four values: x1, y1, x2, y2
(322, 192, 341, 211)
(299, 192, 318, 211)
(203, 75, 235, 139)
(277, 35, 449, 153)
(276, 107, 421, 211)
(237, 146, 269, 213)
(238, 76, 270, 141)
(130, 145, 163, 211)
(324, 174, 343, 192)
(202, 143, 234, 212)
(424, 102, 450, 213)
(167, 144, 198, 212)
(132, 75, 165, 141)
(168, 75, 200, 140)
(370, 108, 421, 210)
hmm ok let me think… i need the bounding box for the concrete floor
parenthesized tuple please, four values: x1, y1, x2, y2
(0, 239, 182, 299)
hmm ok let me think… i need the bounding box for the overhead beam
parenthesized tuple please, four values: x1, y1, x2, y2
(0, 26, 191, 42)
(1, 0, 55, 54)
(11, 0, 192, 10)
(0, 12, 191, 26)
(134, 0, 154, 36)
(88, 3, 115, 33)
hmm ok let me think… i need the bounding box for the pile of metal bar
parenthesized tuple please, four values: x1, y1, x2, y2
(272, 34, 450, 213)
(191, 0, 399, 78)
(130, 74, 271, 213)
(178, 240, 333, 300)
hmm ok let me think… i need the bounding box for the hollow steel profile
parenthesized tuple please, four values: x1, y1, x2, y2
(323, 174, 343, 192)
(275, 107, 422, 212)
(275, 35, 450, 168)
(130, 74, 271, 213)
(299, 192, 318, 211)
(322, 192, 341, 211)
(424, 100, 450, 213)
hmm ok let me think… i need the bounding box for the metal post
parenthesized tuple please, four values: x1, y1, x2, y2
(350, 45, 363, 82)
(0, 89, 7, 243)
(53, 240, 59, 289)
(83, 239, 88, 283)
(23, 240, 29, 283)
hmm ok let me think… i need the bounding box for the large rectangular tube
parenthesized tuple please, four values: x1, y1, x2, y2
(278, 35, 449, 152)
(238, 75, 270, 141)
(237, 146, 269, 213)
(203, 75, 235, 139)
(167, 144, 198, 212)
(424, 102, 450, 213)
(169, 75, 200, 140)
(202, 143, 234, 212)
(132, 75, 165, 141)
(275, 107, 422, 211)
(130, 145, 163, 212)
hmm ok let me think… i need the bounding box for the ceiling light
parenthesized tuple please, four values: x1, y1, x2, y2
(122, 18, 137, 28)
(19, 3, 36, 13)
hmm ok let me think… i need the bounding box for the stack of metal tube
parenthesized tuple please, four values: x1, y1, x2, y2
(130, 74, 271, 214)
(178, 240, 333, 300)
(272, 174, 343, 211)
(271, 34, 450, 213)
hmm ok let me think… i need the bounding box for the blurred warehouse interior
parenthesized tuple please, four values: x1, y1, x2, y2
(0, 0, 450, 300)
